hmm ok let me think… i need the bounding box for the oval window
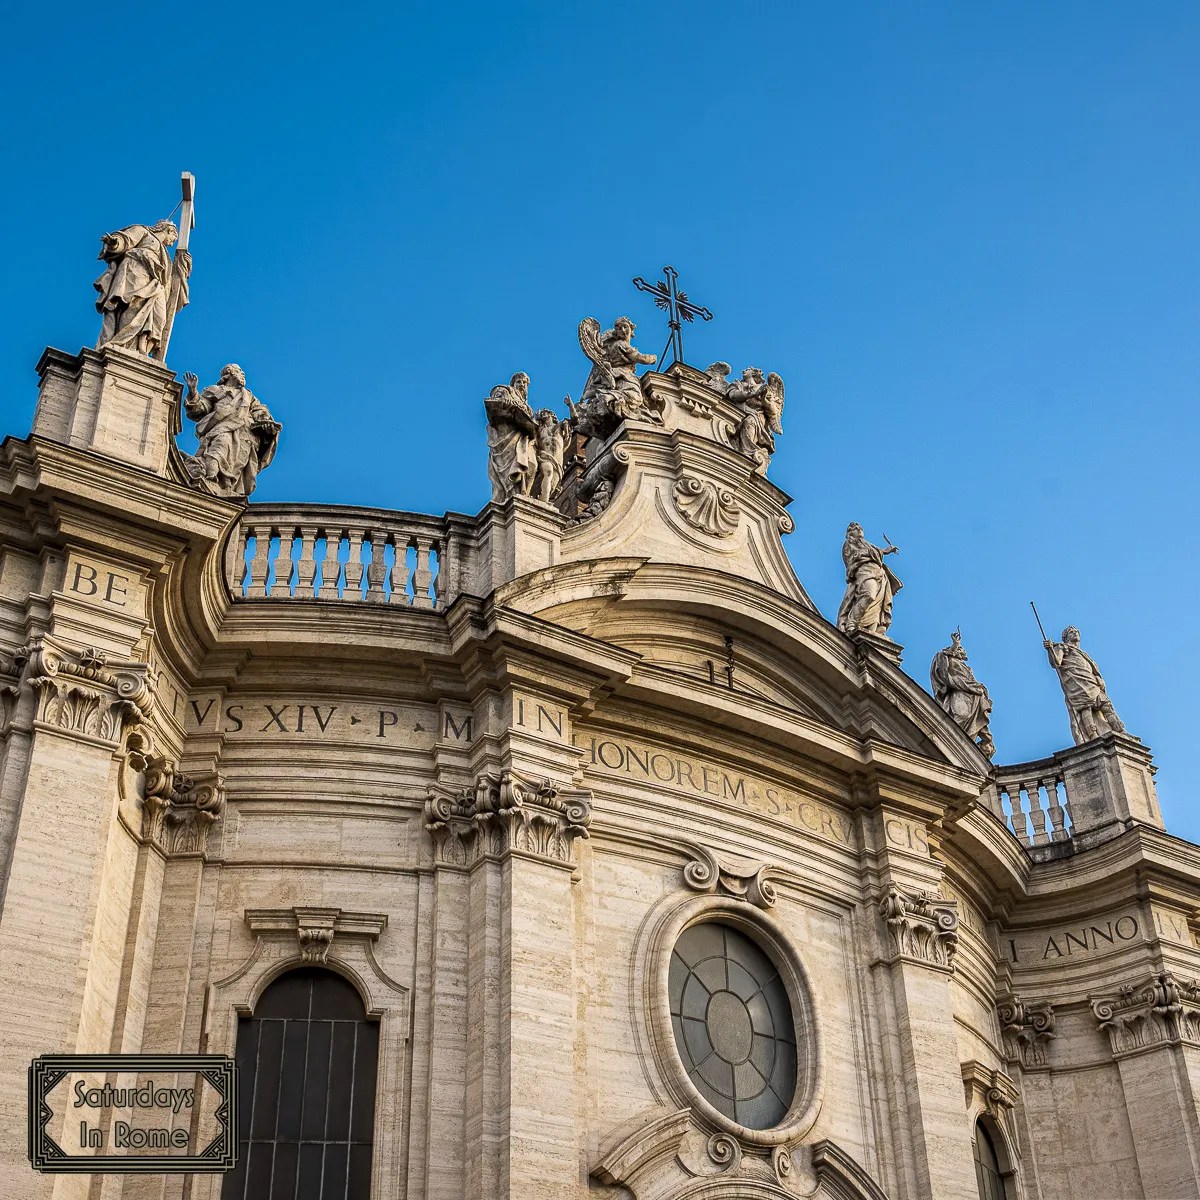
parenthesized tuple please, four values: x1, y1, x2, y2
(668, 922, 797, 1129)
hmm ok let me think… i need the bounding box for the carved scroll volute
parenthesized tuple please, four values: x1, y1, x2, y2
(682, 844, 778, 908)
(140, 753, 226, 856)
(878, 883, 959, 970)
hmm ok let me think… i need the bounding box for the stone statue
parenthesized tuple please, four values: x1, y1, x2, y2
(485, 372, 537, 502)
(571, 317, 661, 438)
(181, 366, 280, 499)
(1044, 626, 1125, 744)
(94, 220, 191, 358)
(930, 631, 995, 758)
(533, 408, 572, 502)
(836, 523, 902, 638)
(727, 368, 785, 475)
(702, 362, 733, 395)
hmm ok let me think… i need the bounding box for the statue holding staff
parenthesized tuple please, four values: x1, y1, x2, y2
(1039, 619, 1125, 745)
(836, 523, 902, 638)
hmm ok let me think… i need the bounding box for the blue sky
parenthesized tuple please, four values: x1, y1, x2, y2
(3, 3, 1198, 838)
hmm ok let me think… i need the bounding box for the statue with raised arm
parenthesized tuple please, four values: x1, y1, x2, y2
(930, 631, 995, 758)
(572, 316, 661, 438)
(727, 367, 785, 475)
(836, 523, 902, 638)
(94, 219, 191, 358)
(485, 372, 537, 502)
(181, 365, 280, 499)
(1044, 626, 1125, 744)
(533, 407, 572, 502)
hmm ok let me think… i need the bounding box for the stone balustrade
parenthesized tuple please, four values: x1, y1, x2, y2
(986, 757, 1072, 848)
(225, 504, 468, 607)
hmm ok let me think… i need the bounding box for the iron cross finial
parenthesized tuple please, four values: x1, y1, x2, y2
(632, 266, 714, 368)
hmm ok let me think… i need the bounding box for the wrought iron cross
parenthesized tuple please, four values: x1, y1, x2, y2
(632, 265, 713, 367)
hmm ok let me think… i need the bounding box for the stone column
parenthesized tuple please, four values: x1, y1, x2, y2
(1091, 974, 1200, 1197)
(0, 639, 154, 1200)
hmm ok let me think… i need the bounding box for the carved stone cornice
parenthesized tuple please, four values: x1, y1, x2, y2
(681, 844, 777, 908)
(1091, 971, 1200, 1057)
(998, 994, 1056, 1069)
(245, 907, 388, 968)
(141, 755, 225, 856)
(8, 636, 154, 745)
(424, 771, 592, 868)
(877, 884, 959, 971)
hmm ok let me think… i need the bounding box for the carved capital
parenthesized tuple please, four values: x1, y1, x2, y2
(17, 637, 154, 744)
(1091, 972, 1200, 1056)
(673, 473, 741, 538)
(878, 884, 959, 971)
(681, 844, 777, 908)
(142, 755, 225, 856)
(424, 771, 592, 867)
(998, 994, 1056, 1068)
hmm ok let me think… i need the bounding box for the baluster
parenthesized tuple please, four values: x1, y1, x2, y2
(1046, 777, 1068, 840)
(1029, 783, 1051, 845)
(411, 537, 435, 609)
(428, 541, 442, 608)
(317, 530, 342, 599)
(246, 525, 273, 598)
(343, 529, 365, 601)
(294, 525, 318, 598)
(230, 523, 253, 596)
(390, 537, 413, 605)
(1012, 786, 1033, 848)
(275, 526, 299, 597)
(364, 529, 388, 603)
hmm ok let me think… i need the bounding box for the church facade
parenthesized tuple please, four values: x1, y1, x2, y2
(1, 226, 1199, 1200)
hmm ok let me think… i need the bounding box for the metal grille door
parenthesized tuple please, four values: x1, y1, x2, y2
(222, 968, 379, 1200)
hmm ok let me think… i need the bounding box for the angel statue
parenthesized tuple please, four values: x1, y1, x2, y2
(930, 630, 995, 758)
(836, 523, 902, 638)
(571, 316, 661, 439)
(94, 219, 191, 358)
(485, 372, 538, 502)
(727, 367, 785, 475)
(534, 408, 573, 502)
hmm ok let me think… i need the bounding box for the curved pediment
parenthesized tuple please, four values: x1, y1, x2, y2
(495, 558, 992, 779)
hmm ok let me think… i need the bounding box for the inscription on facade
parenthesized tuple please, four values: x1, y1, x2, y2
(63, 553, 146, 616)
(573, 731, 855, 849)
(185, 696, 447, 745)
(1005, 911, 1142, 962)
(1151, 906, 1198, 947)
(512, 692, 568, 742)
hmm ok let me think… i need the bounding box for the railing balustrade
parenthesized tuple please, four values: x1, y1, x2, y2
(988, 758, 1072, 847)
(225, 505, 465, 608)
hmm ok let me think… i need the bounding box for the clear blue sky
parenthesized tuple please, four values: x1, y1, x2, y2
(3, 4, 1197, 838)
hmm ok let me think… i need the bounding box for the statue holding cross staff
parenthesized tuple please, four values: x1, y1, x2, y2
(93, 172, 195, 361)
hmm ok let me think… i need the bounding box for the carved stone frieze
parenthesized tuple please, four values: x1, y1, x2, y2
(681, 844, 777, 908)
(424, 771, 592, 867)
(673, 473, 741, 538)
(997, 994, 1056, 1068)
(142, 755, 225, 856)
(1091, 971, 1200, 1056)
(19, 638, 154, 744)
(878, 884, 959, 970)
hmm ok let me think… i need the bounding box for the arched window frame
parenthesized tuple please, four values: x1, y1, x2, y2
(962, 1060, 1022, 1200)
(194, 907, 409, 1200)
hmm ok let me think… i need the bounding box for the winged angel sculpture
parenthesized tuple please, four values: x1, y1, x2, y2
(567, 316, 663, 439)
(722, 367, 785, 475)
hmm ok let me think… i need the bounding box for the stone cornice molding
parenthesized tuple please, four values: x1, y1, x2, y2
(997, 994, 1056, 1069)
(681, 843, 778, 909)
(424, 771, 592, 868)
(1091, 971, 1200, 1057)
(244, 907, 389, 967)
(877, 884, 959, 972)
(141, 754, 225, 856)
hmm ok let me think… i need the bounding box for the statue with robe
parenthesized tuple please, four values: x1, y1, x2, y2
(485, 372, 537, 502)
(1044, 626, 1125, 744)
(571, 316, 661, 439)
(930, 631, 995, 758)
(836, 523, 902, 637)
(94, 220, 190, 358)
(182, 365, 280, 498)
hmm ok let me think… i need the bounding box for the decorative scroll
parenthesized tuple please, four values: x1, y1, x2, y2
(1091, 972, 1200, 1056)
(998, 994, 1056, 1068)
(142, 756, 225, 856)
(673, 474, 741, 538)
(878, 884, 959, 970)
(681, 844, 777, 909)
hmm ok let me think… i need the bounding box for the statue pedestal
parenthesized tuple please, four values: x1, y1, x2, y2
(1059, 732, 1162, 839)
(31, 346, 181, 477)
(850, 629, 904, 666)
